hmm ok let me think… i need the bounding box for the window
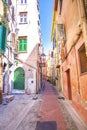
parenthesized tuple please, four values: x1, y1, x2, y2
(18, 36, 27, 52)
(79, 44, 87, 73)
(58, 0, 63, 15)
(3, 0, 8, 5)
(83, 0, 87, 19)
(53, 30, 56, 50)
(19, 12, 27, 24)
(0, 24, 7, 53)
(20, 0, 27, 4)
(57, 24, 66, 42)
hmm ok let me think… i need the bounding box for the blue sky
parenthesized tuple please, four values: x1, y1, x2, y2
(39, 0, 53, 55)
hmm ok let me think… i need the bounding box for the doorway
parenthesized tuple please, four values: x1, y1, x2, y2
(66, 69, 72, 100)
(14, 67, 25, 90)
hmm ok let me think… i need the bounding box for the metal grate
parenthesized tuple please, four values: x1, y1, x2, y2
(35, 121, 58, 130)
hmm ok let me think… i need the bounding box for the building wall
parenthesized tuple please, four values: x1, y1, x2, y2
(0, 0, 4, 21)
(17, 0, 40, 60)
(59, 0, 87, 124)
(15, 0, 41, 93)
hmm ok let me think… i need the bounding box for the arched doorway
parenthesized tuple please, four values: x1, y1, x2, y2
(14, 67, 25, 90)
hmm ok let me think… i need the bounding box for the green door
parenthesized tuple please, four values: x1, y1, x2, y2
(14, 67, 25, 90)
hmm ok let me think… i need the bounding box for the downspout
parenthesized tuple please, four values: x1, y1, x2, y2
(77, 0, 87, 56)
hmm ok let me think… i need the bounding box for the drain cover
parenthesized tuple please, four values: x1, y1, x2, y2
(35, 121, 57, 130)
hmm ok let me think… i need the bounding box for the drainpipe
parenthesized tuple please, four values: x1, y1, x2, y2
(77, 0, 87, 56)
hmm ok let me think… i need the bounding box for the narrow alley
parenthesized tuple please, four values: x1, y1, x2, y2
(0, 81, 87, 130)
(0, 0, 87, 130)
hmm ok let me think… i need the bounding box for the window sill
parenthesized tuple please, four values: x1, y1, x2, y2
(18, 3, 28, 5)
(19, 23, 28, 25)
(18, 51, 27, 53)
(80, 71, 87, 76)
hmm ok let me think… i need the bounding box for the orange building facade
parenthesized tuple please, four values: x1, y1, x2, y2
(51, 0, 87, 124)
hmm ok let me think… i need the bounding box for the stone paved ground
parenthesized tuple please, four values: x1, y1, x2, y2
(0, 94, 42, 130)
(0, 81, 87, 130)
(38, 81, 79, 130)
(52, 85, 87, 130)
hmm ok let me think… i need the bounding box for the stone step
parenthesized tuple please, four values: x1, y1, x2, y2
(2, 95, 15, 105)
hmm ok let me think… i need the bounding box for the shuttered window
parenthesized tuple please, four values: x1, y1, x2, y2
(83, 0, 87, 19)
(0, 24, 7, 53)
(18, 37, 27, 52)
(79, 44, 87, 73)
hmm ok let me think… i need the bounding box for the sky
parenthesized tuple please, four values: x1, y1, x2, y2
(39, 0, 54, 55)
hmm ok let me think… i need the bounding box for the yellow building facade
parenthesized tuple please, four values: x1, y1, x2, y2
(51, 0, 63, 90)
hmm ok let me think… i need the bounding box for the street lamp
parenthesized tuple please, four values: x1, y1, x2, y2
(40, 53, 46, 63)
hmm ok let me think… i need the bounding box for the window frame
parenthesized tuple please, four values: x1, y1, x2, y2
(19, 12, 27, 24)
(20, 0, 27, 4)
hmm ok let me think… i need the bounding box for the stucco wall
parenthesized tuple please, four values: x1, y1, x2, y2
(59, 0, 87, 124)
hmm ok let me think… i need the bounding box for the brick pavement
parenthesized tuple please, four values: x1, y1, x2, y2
(38, 81, 67, 130)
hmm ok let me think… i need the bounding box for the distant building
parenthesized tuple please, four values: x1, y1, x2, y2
(46, 50, 55, 84)
(51, 0, 87, 124)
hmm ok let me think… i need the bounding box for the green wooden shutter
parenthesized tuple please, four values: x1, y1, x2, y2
(23, 39, 27, 51)
(18, 38, 27, 52)
(18, 39, 22, 52)
(0, 24, 7, 53)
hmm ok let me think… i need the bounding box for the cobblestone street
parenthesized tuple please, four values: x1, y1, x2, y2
(0, 81, 87, 130)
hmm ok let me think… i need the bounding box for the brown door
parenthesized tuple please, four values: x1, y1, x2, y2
(66, 69, 72, 100)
